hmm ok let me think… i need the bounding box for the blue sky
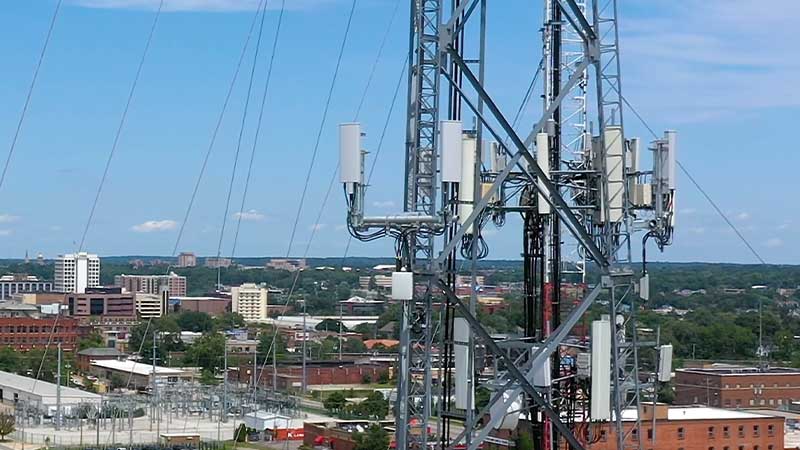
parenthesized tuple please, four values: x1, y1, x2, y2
(0, 0, 797, 264)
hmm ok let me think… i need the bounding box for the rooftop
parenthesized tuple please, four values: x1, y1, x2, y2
(0, 370, 101, 402)
(77, 347, 125, 357)
(91, 359, 186, 376)
(620, 406, 775, 422)
(677, 367, 800, 376)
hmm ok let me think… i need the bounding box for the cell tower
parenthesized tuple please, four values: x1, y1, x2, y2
(341, 1, 677, 449)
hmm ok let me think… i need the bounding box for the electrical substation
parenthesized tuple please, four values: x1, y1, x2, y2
(341, 0, 678, 449)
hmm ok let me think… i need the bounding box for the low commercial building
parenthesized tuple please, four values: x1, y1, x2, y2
(76, 347, 125, 372)
(170, 296, 230, 316)
(586, 404, 784, 450)
(339, 297, 385, 315)
(16, 292, 68, 305)
(0, 274, 53, 301)
(675, 367, 800, 409)
(66, 287, 136, 318)
(0, 370, 101, 416)
(304, 420, 393, 450)
(235, 360, 390, 391)
(90, 359, 194, 390)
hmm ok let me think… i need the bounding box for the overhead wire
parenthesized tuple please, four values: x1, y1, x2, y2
(255, 1, 405, 387)
(285, 0, 359, 258)
(32, 0, 164, 396)
(230, 0, 288, 259)
(78, 0, 166, 252)
(170, 0, 269, 258)
(618, 93, 768, 265)
(214, 0, 272, 288)
(1, 0, 64, 194)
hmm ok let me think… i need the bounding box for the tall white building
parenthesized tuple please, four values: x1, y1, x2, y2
(232, 283, 268, 322)
(54, 252, 100, 293)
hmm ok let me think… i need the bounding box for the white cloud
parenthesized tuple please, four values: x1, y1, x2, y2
(131, 220, 178, 233)
(777, 223, 792, 231)
(622, 0, 800, 122)
(679, 208, 697, 216)
(233, 209, 265, 221)
(49, 225, 63, 232)
(0, 215, 20, 223)
(0, 230, 12, 237)
(765, 238, 784, 248)
(70, 0, 335, 12)
(334, 224, 347, 231)
(736, 212, 750, 221)
(372, 200, 395, 209)
(308, 223, 326, 232)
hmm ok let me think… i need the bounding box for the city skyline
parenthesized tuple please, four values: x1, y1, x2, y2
(0, 0, 797, 264)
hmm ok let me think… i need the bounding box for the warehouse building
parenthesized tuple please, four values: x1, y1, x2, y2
(90, 359, 194, 390)
(0, 370, 101, 416)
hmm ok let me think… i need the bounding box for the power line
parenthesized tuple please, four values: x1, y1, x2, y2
(214, 0, 272, 287)
(170, 0, 268, 257)
(78, 0, 165, 251)
(230, 0, 288, 259)
(353, 0, 401, 121)
(285, 0, 359, 257)
(619, 93, 768, 265)
(0, 0, 64, 194)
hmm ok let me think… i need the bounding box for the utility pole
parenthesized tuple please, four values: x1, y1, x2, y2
(151, 332, 157, 433)
(223, 337, 228, 423)
(302, 299, 307, 394)
(252, 345, 257, 408)
(56, 343, 61, 431)
(272, 335, 277, 393)
(339, 302, 343, 361)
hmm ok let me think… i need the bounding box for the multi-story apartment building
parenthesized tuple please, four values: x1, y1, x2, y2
(232, 283, 268, 322)
(266, 258, 307, 272)
(177, 252, 197, 268)
(114, 273, 187, 297)
(0, 274, 53, 300)
(54, 252, 100, 293)
(204, 257, 232, 269)
(675, 367, 800, 409)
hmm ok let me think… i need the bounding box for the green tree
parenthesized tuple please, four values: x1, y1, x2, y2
(213, 312, 245, 331)
(323, 391, 347, 413)
(0, 347, 20, 373)
(176, 311, 214, 332)
(78, 331, 105, 351)
(0, 413, 14, 441)
(357, 391, 389, 419)
(184, 332, 225, 373)
(343, 338, 367, 353)
(257, 331, 287, 360)
(128, 316, 183, 364)
(109, 374, 126, 391)
(352, 424, 389, 450)
(316, 319, 346, 333)
(336, 282, 352, 300)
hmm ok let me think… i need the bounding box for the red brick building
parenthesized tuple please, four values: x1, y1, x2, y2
(66, 287, 136, 318)
(675, 367, 800, 409)
(586, 404, 784, 450)
(233, 360, 390, 391)
(0, 317, 80, 351)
